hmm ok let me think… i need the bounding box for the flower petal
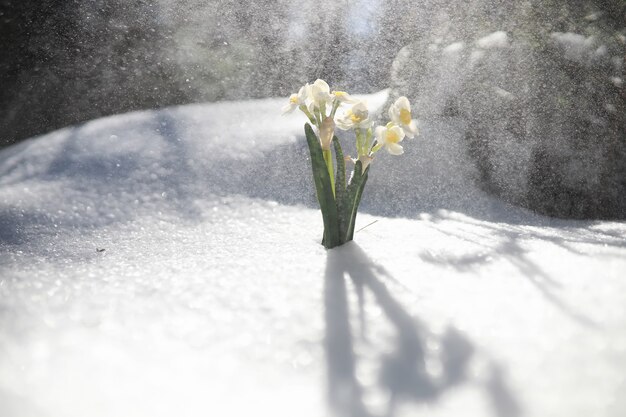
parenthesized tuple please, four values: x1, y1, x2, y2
(386, 142, 404, 155)
(395, 96, 411, 111)
(403, 120, 419, 138)
(298, 84, 310, 103)
(335, 119, 352, 130)
(374, 126, 386, 141)
(281, 103, 297, 114)
(390, 125, 406, 142)
(332, 91, 359, 104)
(313, 79, 330, 93)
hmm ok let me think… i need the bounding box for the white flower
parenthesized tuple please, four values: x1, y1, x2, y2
(375, 123, 405, 155)
(309, 79, 333, 111)
(336, 101, 372, 130)
(282, 84, 309, 114)
(332, 90, 359, 104)
(388, 96, 419, 138)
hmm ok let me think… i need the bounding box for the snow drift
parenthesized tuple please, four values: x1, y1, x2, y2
(0, 93, 625, 417)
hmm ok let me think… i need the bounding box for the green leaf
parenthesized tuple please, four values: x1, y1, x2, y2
(347, 169, 369, 241)
(304, 123, 340, 248)
(332, 136, 348, 240)
(344, 162, 369, 242)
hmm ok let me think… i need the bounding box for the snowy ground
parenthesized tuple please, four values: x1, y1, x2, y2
(1, 92, 625, 417)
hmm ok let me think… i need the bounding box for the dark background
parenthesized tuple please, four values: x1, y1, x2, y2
(0, 0, 399, 147)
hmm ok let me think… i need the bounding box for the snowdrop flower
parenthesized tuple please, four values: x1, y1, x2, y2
(282, 84, 309, 114)
(319, 116, 335, 150)
(388, 96, 419, 138)
(336, 101, 372, 130)
(375, 123, 405, 155)
(309, 79, 333, 112)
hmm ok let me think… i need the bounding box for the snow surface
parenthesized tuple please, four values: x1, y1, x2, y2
(1, 92, 625, 417)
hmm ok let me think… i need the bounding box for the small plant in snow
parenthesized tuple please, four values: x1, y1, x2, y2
(283, 79, 418, 249)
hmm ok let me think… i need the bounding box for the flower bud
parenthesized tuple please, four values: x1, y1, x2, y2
(319, 116, 335, 150)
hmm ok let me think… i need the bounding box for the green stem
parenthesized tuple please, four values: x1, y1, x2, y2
(371, 141, 383, 154)
(355, 128, 363, 157)
(314, 109, 322, 128)
(300, 105, 316, 124)
(365, 128, 373, 153)
(323, 149, 335, 197)
(330, 100, 341, 119)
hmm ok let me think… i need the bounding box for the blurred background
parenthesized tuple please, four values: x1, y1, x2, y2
(0, 0, 390, 146)
(0, 0, 624, 218)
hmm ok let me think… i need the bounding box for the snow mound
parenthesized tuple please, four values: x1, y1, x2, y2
(1, 93, 625, 417)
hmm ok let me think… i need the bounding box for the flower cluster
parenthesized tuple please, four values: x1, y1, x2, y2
(282, 79, 419, 249)
(283, 79, 419, 166)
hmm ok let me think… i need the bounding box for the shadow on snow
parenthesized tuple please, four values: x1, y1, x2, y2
(324, 243, 522, 417)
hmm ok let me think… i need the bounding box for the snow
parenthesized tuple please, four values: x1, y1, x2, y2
(1, 92, 625, 417)
(476, 31, 509, 49)
(550, 32, 598, 63)
(442, 41, 464, 55)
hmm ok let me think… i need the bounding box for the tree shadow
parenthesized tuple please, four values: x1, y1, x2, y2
(324, 242, 522, 417)
(418, 211, 612, 327)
